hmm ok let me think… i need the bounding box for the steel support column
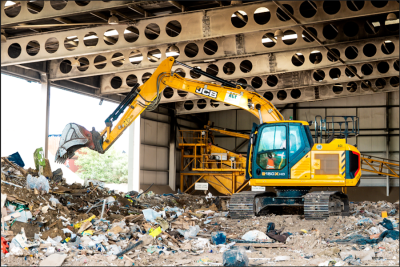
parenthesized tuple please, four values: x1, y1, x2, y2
(128, 115, 141, 192)
(169, 109, 177, 191)
(40, 70, 50, 158)
(386, 92, 390, 196)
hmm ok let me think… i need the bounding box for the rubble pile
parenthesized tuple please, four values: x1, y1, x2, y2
(1, 156, 399, 266)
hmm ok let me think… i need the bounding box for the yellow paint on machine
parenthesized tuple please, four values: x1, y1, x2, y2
(250, 178, 346, 186)
(290, 151, 311, 179)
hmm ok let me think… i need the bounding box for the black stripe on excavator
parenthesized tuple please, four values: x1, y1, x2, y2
(105, 83, 140, 125)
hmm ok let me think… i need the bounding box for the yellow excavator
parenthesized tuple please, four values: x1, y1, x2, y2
(55, 57, 362, 219)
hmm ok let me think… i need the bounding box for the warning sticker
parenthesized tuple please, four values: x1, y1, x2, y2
(224, 91, 242, 105)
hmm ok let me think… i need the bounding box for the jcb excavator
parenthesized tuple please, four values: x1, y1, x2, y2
(55, 57, 362, 220)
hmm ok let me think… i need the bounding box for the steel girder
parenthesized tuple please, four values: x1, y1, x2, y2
(2, 1, 398, 66)
(97, 35, 399, 93)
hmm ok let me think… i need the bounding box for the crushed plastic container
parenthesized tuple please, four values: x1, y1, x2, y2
(211, 232, 226, 245)
(26, 174, 49, 193)
(222, 247, 249, 266)
(184, 225, 200, 239)
(142, 209, 164, 223)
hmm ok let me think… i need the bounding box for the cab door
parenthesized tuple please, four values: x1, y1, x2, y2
(251, 123, 289, 179)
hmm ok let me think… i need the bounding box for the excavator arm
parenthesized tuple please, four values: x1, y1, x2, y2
(55, 57, 283, 163)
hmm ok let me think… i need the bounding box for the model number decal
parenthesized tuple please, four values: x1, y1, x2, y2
(265, 172, 286, 176)
(195, 85, 218, 99)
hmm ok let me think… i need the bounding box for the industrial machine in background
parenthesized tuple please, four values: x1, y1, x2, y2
(56, 57, 366, 220)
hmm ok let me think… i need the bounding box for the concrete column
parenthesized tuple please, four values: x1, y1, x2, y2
(386, 93, 390, 196)
(40, 72, 50, 159)
(128, 115, 141, 192)
(169, 110, 176, 191)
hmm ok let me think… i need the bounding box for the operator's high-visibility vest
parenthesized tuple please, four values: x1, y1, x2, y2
(266, 158, 274, 169)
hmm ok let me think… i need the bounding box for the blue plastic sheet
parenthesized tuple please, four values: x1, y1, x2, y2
(7, 152, 25, 168)
(380, 218, 394, 230)
(333, 230, 399, 245)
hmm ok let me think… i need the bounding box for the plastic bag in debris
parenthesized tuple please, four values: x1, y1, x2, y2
(91, 234, 108, 244)
(333, 230, 399, 245)
(111, 220, 126, 229)
(107, 244, 122, 255)
(184, 225, 201, 239)
(380, 218, 394, 230)
(44, 236, 63, 246)
(357, 218, 373, 226)
(142, 208, 165, 223)
(223, 246, 249, 266)
(15, 210, 32, 223)
(49, 195, 60, 206)
(62, 228, 76, 239)
(191, 237, 211, 250)
(219, 242, 236, 253)
(241, 230, 269, 241)
(26, 174, 49, 193)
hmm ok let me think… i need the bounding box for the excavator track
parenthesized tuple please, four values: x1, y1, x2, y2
(229, 191, 259, 219)
(304, 191, 350, 220)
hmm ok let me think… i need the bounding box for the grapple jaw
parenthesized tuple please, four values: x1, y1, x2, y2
(55, 123, 104, 164)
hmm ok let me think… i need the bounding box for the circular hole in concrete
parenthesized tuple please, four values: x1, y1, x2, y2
(142, 72, 152, 84)
(126, 74, 138, 87)
(163, 87, 174, 99)
(77, 57, 89, 72)
(50, 0, 68, 10)
(263, 91, 273, 101)
(45, 37, 59, 53)
(381, 40, 395, 54)
(251, 77, 263, 88)
(231, 10, 248, 28)
(206, 64, 219, 76)
(175, 68, 186, 78)
(361, 80, 372, 91)
(28, 1, 44, 14)
(166, 45, 180, 59)
(190, 66, 201, 79)
(361, 64, 373, 75)
(104, 29, 118, 45)
(184, 43, 199, 58)
(254, 7, 271, 25)
(327, 49, 340, 62)
(111, 76, 122, 89)
(240, 60, 252, 73)
(26, 40, 40, 56)
(184, 100, 194, 110)
(84, 32, 98, 47)
(129, 50, 142, 65)
(210, 100, 219, 108)
(363, 43, 376, 57)
(390, 76, 399, 87)
(313, 70, 325, 81)
(291, 89, 301, 99)
(371, 1, 388, 8)
(332, 83, 343, 94)
(292, 53, 305, 66)
(94, 55, 106, 69)
(347, 1, 364, 11)
(323, 24, 338, 40)
(329, 68, 341, 80)
(60, 60, 72, 74)
(237, 78, 247, 89)
(262, 32, 277, 48)
(345, 66, 357, 77)
(4, 1, 21, 18)
(266, 75, 278, 87)
(300, 1, 317, 18)
(75, 1, 90, 6)
(323, 1, 340, 15)
(166, 20, 181, 37)
(8, 43, 22, 58)
(377, 61, 390, 73)
(145, 23, 160, 40)
(147, 48, 161, 63)
(204, 40, 218, 55)
(197, 99, 207, 109)
(111, 52, 124, 67)
(282, 30, 297, 45)
(343, 21, 359, 37)
(124, 26, 139, 43)
(365, 20, 380, 34)
(178, 90, 188, 97)
(394, 60, 399, 71)
(302, 27, 317, 42)
(345, 46, 358, 60)
(276, 4, 294, 22)
(223, 62, 235, 75)
(277, 90, 287, 100)
(347, 82, 357, 92)
(375, 78, 386, 89)
(64, 35, 79, 51)
(385, 14, 399, 31)
(310, 50, 323, 64)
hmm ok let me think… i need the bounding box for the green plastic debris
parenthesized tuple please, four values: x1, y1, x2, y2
(33, 147, 46, 170)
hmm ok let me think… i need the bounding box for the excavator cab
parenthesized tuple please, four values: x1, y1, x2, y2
(246, 121, 314, 180)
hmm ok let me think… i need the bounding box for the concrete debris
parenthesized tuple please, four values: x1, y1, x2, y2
(1, 156, 399, 266)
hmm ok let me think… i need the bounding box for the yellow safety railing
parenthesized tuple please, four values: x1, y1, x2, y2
(361, 154, 399, 178)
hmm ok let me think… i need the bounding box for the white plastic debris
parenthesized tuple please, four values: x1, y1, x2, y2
(241, 230, 269, 241)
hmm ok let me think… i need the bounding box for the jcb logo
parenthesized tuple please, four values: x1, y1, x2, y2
(228, 93, 237, 99)
(195, 85, 218, 99)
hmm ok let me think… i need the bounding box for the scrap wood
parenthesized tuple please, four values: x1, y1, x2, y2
(2, 157, 27, 176)
(233, 243, 288, 248)
(163, 231, 181, 247)
(123, 255, 135, 263)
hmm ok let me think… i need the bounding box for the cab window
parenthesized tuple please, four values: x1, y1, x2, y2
(289, 125, 303, 160)
(256, 126, 287, 170)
